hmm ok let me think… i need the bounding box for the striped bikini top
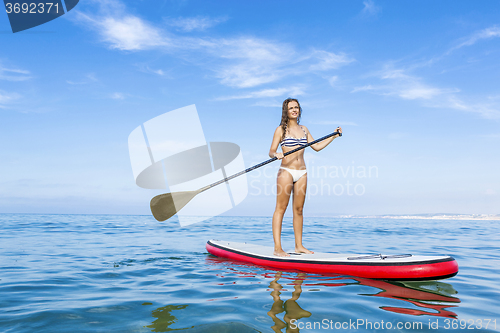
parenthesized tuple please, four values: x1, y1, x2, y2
(281, 126, 308, 147)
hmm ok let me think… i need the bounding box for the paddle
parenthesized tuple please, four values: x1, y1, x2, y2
(150, 130, 342, 221)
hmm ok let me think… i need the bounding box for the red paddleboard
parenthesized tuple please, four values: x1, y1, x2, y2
(206, 240, 458, 281)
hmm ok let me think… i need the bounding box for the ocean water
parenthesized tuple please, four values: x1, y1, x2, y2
(1, 214, 499, 333)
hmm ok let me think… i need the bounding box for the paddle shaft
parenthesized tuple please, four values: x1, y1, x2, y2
(198, 130, 341, 193)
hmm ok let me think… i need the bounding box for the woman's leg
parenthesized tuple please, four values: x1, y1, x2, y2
(272, 168, 293, 257)
(292, 174, 313, 254)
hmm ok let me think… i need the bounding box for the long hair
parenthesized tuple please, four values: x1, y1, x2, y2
(280, 98, 302, 141)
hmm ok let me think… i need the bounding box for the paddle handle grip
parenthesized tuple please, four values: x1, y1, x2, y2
(200, 130, 342, 192)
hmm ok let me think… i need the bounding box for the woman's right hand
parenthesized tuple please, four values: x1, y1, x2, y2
(273, 152, 284, 160)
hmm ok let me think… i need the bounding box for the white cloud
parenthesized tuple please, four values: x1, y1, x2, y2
(209, 41, 353, 88)
(149, 68, 165, 76)
(351, 66, 500, 119)
(217, 37, 289, 63)
(165, 16, 227, 32)
(101, 16, 170, 50)
(410, 26, 500, 69)
(347, 27, 500, 120)
(206, 37, 294, 87)
(398, 86, 449, 100)
(454, 26, 500, 50)
(75, 12, 169, 51)
(216, 86, 305, 101)
(361, 0, 381, 16)
(110, 92, 126, 99)
(67, 73, 99, 85)
(309, 50, 353, 71)
(354, 67, 458, 101)
(380, 69, 410, 80)
(351, 85, 375, 93)
(216, 63, 283, 88)
(73, 2, 354, 89)
(0, 64, 31, 81)
(328, 76, 339, 87)
(435, 96, 500, 119)
(0, 90, 21, 106)
(135, 64, 168, 76)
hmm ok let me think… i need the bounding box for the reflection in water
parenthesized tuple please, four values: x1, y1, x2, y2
(146, 304, 190, 332)
(359, 279, 460, 318)
(268, 272, 311, 333)
(206, 257, 461, 332)
(145, 303, 261, 332)
(269, 274, 460, 332)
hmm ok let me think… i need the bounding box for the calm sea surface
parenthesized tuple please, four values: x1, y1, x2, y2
(1, 214, 499, 333)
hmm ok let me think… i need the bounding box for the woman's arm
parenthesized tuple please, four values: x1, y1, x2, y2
(304, 126, 342, 152)
(269, 126, 284, 159)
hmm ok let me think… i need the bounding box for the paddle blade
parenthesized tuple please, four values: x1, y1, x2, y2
(150, 190, 199, 222)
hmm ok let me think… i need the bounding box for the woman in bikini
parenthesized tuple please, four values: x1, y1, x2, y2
(269, 98, 342, 257)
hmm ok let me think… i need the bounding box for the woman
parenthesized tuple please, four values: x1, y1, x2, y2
(269, 98, 342, 257)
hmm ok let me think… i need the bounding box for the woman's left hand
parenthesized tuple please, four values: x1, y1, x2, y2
(336, 126, 342, 136)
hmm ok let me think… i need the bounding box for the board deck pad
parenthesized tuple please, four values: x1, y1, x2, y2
(206, 240, 459, 281)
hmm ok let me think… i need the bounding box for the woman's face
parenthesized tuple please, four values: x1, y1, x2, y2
(287, 101, 300, 120)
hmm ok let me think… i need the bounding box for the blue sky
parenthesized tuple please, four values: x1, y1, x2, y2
(0, 0, 499, 216)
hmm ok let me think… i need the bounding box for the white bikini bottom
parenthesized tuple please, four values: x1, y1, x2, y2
(280, 167, 307, 183)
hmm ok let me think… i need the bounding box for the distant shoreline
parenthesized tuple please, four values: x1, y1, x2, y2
(0, 212, 499, 220)
(334, 214, 500, 221)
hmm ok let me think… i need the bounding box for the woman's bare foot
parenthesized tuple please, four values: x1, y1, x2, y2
(274, 249, 290, 257)
(295, 246, 314, 254)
